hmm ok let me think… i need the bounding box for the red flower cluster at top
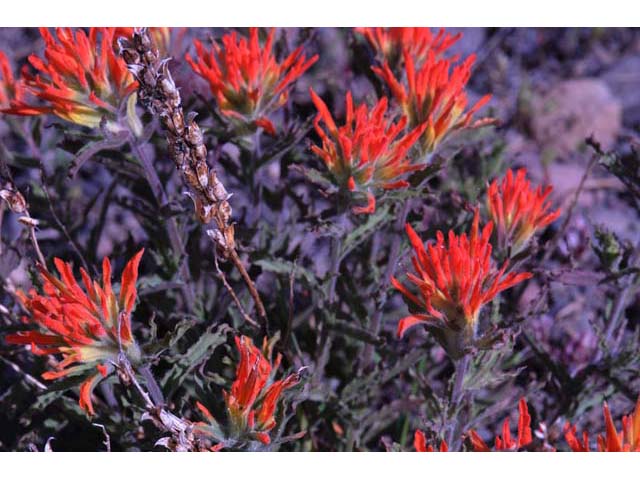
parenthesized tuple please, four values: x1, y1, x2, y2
(0, 28, 137, 130)
(309, 88, 427, 214)
(564, 399, 640, 452)
(373, 48, 492, 155)
(186, 28, 318, 135)
(487, 168, 561, 254)
(195, 335, 299, 448)
(5, 250, 144, 416)
(392, 209, 531, 357)
(356, 27, 462, 67)
(469, 398, 533, 451)
(414, 430, 448, 452)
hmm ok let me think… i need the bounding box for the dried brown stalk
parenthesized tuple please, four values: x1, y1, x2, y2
(119, 28, 266, 320)
(0, 183, 47, 268)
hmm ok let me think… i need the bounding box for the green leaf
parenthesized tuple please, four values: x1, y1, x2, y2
(255, 258, 319, 288)
(161, 324, 231, 398)
(339, 204, 391, 260)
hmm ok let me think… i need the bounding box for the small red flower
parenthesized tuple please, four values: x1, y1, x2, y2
(469, 398, 533, 451)
(487, 168, 561, 254)
(5, 250, 144, 416)
(373, 48, 492, 154)
(414, 430, 448, 452)
(195, 335, 299, 449)
(0, 28, 137, 130)
(392, 209, 531, 357)
(564, 398, 640, 452)
(355, 27, 461, 67)
(186, 28, 318, 135)
(309, 88, 427, 214)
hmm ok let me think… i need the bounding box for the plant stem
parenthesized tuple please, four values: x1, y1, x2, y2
(447, 354, 470, 450)
(361, 200, 412, 371)
(129, 137, 196, 308)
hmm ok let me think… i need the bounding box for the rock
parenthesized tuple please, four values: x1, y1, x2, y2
(603, 55, 640, 127)
(529, 78, 622, 158)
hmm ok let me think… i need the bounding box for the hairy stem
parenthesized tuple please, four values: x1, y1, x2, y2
(361, 200, 411, 371)
(447, 354, 470, 450)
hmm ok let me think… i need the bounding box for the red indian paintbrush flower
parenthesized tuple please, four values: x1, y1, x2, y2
(5, 250, 144, 416)
(0, 28, 137, 130)
(392, 209, 531, 358)
(414, 430, 448, 452)
(564, 398, 640, 452)
(309, 88, 427, 214)
(469, 398, 533, 451)
(0, 52, 39, 114)
(186, 28, 318, 135)
(195, 335, 299, 449)
(355, 27, 461, 68)
(487, 168, 561, 255)
(373, 49, 492, 155)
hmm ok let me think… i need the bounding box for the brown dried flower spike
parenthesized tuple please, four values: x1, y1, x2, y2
(118, 28, 265, 319)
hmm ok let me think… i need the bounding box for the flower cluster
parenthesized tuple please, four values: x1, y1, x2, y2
(186, 28, 318, 135)
(487, 168, 561, 255)
(414, 430, 448, 452)
(309, 88, 427, 214)
(373, 49, 492, 154)
(355, 27, 461, 67)
(392, 209, 532, 358)
(468, 398, 533, 451)
(5, 250, 144, 416)
(0, 28, 137, 130)
(195, 335, 299, 449)
(564, 399, 640, 452)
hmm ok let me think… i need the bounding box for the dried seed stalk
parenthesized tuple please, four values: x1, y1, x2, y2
(119, 28, 266, 320)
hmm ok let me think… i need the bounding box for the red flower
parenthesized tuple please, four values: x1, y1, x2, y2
(186, 28, 318, 135)
(373, 49, 492, 154)
(392, 209, 531, 357)
(469, 398, 533, 451)
(309, 88, 427, 214)
(355, 27, 461, 67)
(0, 52, 40, 114)
(6, 250, 144, 416)
(487, 168, 561, 254)
(565, 399, 640, 452)
(0, 28, 137, 130)
(195, 335, 299, 448)
(414, 430, 448, 452)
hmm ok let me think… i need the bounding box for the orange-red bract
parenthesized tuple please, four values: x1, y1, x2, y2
(414, 430, 448, 452)
(564, 398, 640, 452)
(5, 250, 144, 415)
(392, 209, 531, 355)
(0, 28, 137, 129)
(186, 28, 317, 135)
(373, 49, 492, 154)
(195, 335, 299, 449)
(355, 27, 461, 67)
(309, 88, 427, 214)
(468, 398, 533, 451)
(487, 168, 561, 254)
